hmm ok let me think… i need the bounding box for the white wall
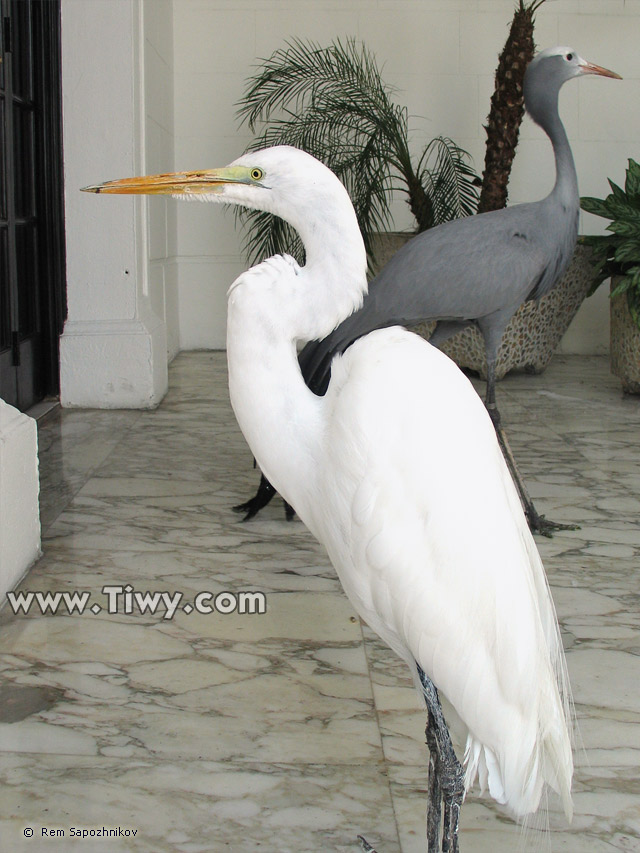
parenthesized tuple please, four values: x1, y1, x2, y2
(144, 0, 180, 361)
(59, 0, 170, 409)
(171, 0, 640, 353)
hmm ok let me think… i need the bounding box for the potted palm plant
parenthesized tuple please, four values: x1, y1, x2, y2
(236, 37, 480, 266)
(581, 158, 640, 394)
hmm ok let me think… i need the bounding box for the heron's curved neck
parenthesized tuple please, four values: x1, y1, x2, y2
(285, 202, 368, 343)
(226, 196, 367, 522)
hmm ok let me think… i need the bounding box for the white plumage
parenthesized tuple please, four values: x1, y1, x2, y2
(222, 147, 574, 823)
(320, 328, 573, 817)
(85, 144, 574, 842)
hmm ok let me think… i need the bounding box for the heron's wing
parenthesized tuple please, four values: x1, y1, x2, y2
(320, 326, 572, 818)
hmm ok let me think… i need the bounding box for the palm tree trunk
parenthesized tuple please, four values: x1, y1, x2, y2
(477, 1, 546, 213)
(407, 172, 435, 233)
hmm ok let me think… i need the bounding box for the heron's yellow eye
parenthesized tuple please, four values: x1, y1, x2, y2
(250, 168, 264, 181)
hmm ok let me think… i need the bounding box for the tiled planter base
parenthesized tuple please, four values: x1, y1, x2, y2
(611, 278, 640, 394)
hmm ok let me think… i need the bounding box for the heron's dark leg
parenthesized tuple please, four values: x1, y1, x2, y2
(479, 325, 579, 538)
(232, 473, 296, 522)
(417, 664, 464, 853)
(357, 668, 463, 853)
(426, 715, 443, 852)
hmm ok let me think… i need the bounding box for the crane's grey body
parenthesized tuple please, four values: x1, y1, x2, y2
(300, 48, 582, 400)
(234, 48, 619, 532)
(300, 193, 578, 396)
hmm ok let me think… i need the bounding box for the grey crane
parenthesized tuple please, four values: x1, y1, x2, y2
(234, 46, 620, 536)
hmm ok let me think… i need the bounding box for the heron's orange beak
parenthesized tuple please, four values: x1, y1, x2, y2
(579, 60, 621, 80)
(81, 165, 259, 195)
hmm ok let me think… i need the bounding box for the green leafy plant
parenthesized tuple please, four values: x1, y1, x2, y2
(236, 37, 480, 265)
(581, 158, 640, 330)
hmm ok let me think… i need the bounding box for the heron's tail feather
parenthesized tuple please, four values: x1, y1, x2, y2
(463, 739, 506, 805)
(463, 695, 573, 821)
(524, 533, 575, 822)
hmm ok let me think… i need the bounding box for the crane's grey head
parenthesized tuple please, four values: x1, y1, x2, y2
(524, 46, 620, 127)
(81, 145, 355, 231)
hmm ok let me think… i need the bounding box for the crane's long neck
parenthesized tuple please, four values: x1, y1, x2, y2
(529, 88, 578, 209)
(226, 191, 367, 522)
(548, 109, 578, 209)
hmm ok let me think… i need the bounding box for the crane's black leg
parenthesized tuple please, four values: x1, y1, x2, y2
(417, 664, 464, 853)
(232, 473, 296, 522)
(232, 473, 277, 520)
(484, 359, 579, 538)
(430, 314, 574, 537)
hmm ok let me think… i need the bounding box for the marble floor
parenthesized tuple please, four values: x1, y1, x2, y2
(1, 352, 639, 852)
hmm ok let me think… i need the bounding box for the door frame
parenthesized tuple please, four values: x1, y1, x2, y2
(0, 0, 66, 410)
(33, 0, 66, 401)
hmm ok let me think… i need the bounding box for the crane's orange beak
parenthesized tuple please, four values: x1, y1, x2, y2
(579, 60, 621, 80)
(81, 165, 260, 195)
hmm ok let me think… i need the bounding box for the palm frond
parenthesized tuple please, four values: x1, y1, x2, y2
(235, 207, 305, 266)
(239, 38, 402, 135)
(236, 38, 480, 264)
(237, 39, 412, 261)
(417, 137, 480, 225)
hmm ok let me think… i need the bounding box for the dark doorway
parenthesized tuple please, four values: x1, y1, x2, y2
(0, 0, 66, 411)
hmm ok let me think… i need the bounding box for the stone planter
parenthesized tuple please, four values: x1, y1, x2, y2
(370, 233, 595, 381)
(610, 277, 640, 394)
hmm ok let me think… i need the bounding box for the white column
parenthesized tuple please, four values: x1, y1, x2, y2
(0, 401, 40, 597)
(59, 0, 168, 409)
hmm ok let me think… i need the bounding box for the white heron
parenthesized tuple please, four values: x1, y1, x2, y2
(83, 145, 574, 851)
